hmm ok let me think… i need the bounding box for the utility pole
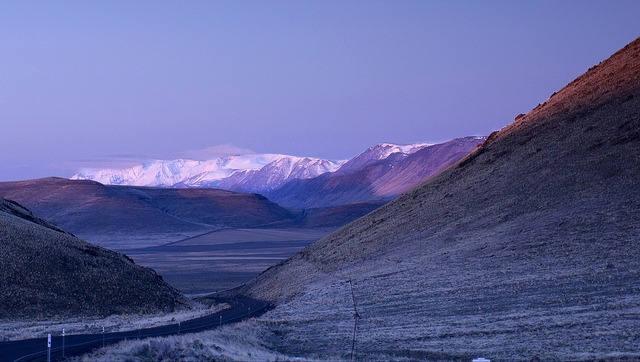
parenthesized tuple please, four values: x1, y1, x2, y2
(348, 279, 360, 361)
(47, 333, 51, 362)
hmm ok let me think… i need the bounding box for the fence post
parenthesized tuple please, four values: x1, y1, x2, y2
(348, 279, 359, 361)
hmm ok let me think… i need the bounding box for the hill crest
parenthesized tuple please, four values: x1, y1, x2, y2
(0, 196, 186, 318)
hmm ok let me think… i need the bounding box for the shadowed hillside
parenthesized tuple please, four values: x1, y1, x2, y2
(0, 197, 186, 318)
(236, 38, 640, 360)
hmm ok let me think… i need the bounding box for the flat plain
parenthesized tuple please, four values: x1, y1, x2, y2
(126, 228, 336, 295)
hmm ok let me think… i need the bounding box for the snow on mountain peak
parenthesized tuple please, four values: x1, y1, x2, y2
(374, 142, 433, 154)
(336, 142, 432, 175)
(215, 156, 346, 193)
(70, 142, 436, 192)
(71, 153, 346, 191)
(71, 154, 286, 187)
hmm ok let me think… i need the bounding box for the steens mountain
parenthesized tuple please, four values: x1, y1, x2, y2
(266, 137, 485, 208)
(72, 154, 345, 192)
(0, 178, 295, 249)
(214, 156, 343, 194)
(236, 38, 640, 360)
(0, 196, 185, 318)
(335, 142, 431, 175)
(69, 139, 481, 207)
(72, 154, 285, 186)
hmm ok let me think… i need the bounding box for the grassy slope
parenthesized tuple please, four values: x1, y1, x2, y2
(235, 38, 640, 360)
(0, 197, 187, 319)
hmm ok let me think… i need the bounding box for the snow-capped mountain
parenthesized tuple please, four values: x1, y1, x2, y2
(266, 137, 486, 208)
(71, 153, 345, 190)
(72, 155, 280, 187)
(336, 142, 432, 175)
(216, 156, 345, 193)
(70, 140, 469, 196)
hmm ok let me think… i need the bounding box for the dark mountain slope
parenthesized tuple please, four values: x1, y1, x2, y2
(0, 178, 295, 247)
(293, 201, 387, 228)
(267, 136, 484, 208)
(237, 38, 640, 360)
(0, 197, 185, 318)
(0, 197, 67, 234)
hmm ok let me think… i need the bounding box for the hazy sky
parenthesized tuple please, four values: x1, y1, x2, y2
(2, 1, 640, 181)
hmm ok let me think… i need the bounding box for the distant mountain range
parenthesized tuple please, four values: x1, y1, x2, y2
(71, 137, 484, 208)
(72, 154, 346, 192)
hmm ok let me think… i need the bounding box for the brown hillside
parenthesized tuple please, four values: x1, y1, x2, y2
(237, 37, 640, 360)
(0, 177, 295, 249)
(0, 197, 186, 318)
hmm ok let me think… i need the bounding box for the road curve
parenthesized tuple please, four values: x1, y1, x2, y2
(0, 296, 271, 362)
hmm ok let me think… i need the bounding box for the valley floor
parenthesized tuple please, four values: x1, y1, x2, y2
(124, 227, 336, 295)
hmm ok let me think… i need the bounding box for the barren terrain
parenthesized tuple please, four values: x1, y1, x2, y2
(126, 228, 336, 295)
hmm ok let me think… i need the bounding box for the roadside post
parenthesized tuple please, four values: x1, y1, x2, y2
(47, 333, 51, 362)
(62, 328, 66, 358)
(102, 326, 105, 347)
(178, 321, 181, 334)
(348, 279, 359, 361)
(220, 315, 222, 326)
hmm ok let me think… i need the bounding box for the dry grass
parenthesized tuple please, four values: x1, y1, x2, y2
(76, 320, 325, 362)
(0, 198, 187, 319)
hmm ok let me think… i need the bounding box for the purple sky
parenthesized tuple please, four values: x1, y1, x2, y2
(1, 1, 640, 181)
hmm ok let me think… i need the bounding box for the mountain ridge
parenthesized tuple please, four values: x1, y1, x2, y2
(72, 153, 346, 190)
(266, 136, 486, 208)
(69, 140, 460, 195)
(0, 177, 296, 249)
(214, 156, 344, 194)
(335, 142, 433, 175)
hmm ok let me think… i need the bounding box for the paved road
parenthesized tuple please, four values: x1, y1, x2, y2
(0, 296, 271, 362)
